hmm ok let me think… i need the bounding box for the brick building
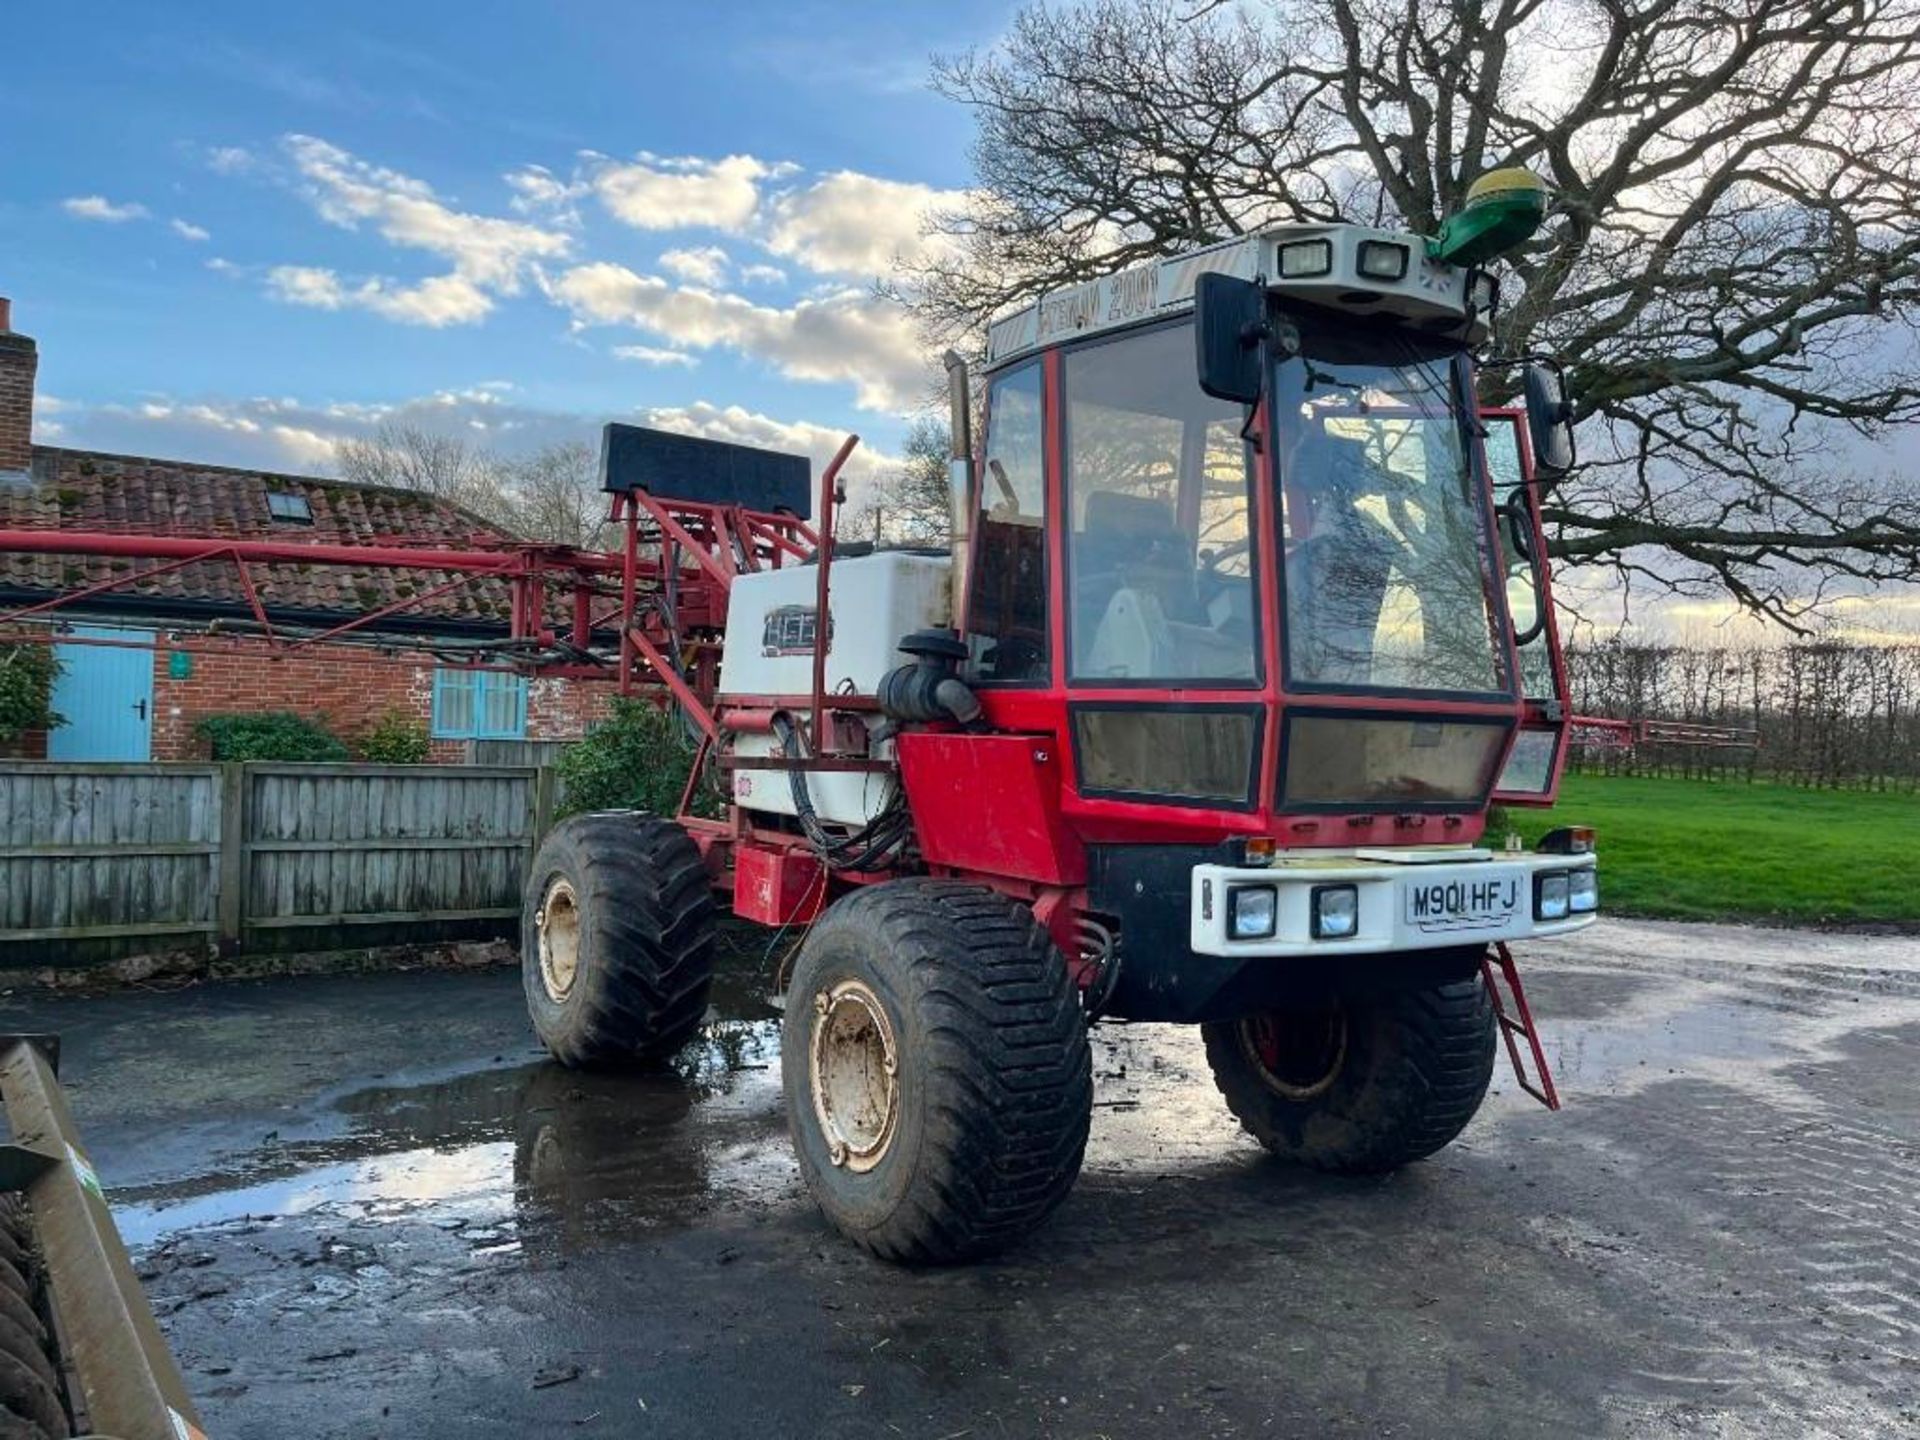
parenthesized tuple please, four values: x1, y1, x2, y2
(0, 299, 612, 762)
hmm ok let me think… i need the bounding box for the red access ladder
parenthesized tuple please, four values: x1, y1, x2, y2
(1482, 942, 1561, 1110)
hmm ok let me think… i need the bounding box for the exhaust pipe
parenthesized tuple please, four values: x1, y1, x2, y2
(942, 349, 973, 632)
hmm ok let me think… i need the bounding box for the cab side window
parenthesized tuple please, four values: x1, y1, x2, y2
(966, 362, 1049, 682)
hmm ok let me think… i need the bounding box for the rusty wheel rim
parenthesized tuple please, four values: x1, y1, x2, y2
(809, 979, 899, 1173)
(1239, 1005, 1349, 1100)
(536, 878, 581, 1003)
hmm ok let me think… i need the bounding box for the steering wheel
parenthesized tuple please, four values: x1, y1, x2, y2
(1200, 535, 1253, 574)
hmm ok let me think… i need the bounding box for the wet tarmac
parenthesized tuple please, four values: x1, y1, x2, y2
(5, 917, 1919, 1439)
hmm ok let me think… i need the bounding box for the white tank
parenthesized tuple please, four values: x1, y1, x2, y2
(719, 551, 951, 826)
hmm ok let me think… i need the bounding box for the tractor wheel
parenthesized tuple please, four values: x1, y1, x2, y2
(1202, 975, 1496, 1174)
(522, 813, 716, 1068)
(0, 1200, 66, 1440)
(781, 880, 1092, 1264)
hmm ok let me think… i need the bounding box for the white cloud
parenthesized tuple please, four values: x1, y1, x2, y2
(31, 393, 69, 440)
(206, 257, 241, 275)
(43, 386, 894, 492)
(171, 218, 212, 242)
(503, 163, 587, 222)
(764, 171, 967, 277)
(271, 134, 572, 325)
(266, 264, 494, 328)
(267, 265, 347, 309)
(286, 134, 571, 287)
(658, 245, 730, 286)
(207, 146, 254, 175)
(611, 344, 698, 367)
(546, 261, 925, 411)
(62, 195, 149, 223)
(591, 153, 789, 231)
(738, 263, 787, 286)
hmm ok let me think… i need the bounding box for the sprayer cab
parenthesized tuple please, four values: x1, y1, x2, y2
(950, 213, 1574, 802)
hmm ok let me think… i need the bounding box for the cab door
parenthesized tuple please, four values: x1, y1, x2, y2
(1483, 410, 1570, 805)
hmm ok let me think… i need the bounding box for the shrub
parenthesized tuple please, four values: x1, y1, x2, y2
(196, 711, 350, 762)
(0, 645, 62, 743)
(357, 709, 432, 764)
(554, 698, 698, 818)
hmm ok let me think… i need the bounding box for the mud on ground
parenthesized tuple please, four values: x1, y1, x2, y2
(5, 918, 1918, 1439)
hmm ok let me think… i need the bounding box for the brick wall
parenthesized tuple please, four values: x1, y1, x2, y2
(0, 326, 36, 474)
(0, 728, 49, 760)
(147, 633, 613, 760)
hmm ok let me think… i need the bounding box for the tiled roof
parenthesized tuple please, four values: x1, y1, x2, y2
(0, 446, 520, 627)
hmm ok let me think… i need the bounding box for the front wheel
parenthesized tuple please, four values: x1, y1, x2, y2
(1203, 974, 1496, 1173)
(782, 880, 1093, 1264)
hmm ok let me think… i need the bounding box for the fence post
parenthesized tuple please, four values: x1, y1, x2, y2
(215, 762, 247, 956)
(531, 765, 558, 854)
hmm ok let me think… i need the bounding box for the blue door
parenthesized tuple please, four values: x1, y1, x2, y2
(49, 626, 154, 761)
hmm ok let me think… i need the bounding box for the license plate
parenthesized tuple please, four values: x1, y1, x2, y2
(1404, 874, 1522, 932)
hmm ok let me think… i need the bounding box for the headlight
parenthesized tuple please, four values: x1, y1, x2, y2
(1568, 868, 1598, 914)
(1228, 884, 1278, 940)
(1356, 240, 1409, 281)
(1277, 239, 1332, 278)
(1311, 884, 1358, 939)
(1535, 871, 1570, 921)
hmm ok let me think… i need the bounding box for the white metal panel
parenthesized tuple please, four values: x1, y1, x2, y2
(1188, 852, 1598, 958)
(985, 222, 1487, 370)
(718, 552, 951, 826)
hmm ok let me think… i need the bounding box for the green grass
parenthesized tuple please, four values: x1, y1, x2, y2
(1502, 774, 1920, 927)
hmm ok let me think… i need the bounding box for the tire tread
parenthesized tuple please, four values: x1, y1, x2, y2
(787, 880, 1091, 1263)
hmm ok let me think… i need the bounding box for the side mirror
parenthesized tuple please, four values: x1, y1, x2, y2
(1194, 273, 1267, 405)
(1522, 361, 1576, 482)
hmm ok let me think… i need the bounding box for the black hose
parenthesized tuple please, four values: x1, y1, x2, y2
(770, 714, 912, 871)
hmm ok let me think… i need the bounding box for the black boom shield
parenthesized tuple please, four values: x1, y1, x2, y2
(599, 422, 812, 517)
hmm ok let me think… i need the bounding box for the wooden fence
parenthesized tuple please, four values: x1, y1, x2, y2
(0, 761, 556, 969)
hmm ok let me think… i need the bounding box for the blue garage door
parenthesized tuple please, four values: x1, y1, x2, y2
(49, 626, 155, 761)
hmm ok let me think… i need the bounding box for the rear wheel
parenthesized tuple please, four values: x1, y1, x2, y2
(782, 880, 1092, 1264)
(1203, 974, 1496, 1173)
(522, 813, 716, 1068)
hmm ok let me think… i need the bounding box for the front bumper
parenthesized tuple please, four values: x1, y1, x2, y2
(1189, 850, 1597, 958)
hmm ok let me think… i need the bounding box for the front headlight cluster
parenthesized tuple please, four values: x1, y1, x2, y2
(1534, 867, 1598, 920)
(1226, 883, 1360, 941)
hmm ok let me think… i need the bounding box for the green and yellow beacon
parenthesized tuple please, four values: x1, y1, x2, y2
(1428, 168, 1549, 267)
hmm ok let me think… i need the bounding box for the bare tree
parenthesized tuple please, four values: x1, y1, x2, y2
(498, 442, 609, 549)
(919, 0, 1920, 626)
(332, 426, 608, 547)
(333, 421, 517, 532)
(335, 421, 494, 502)
(847, 417, 955, 547)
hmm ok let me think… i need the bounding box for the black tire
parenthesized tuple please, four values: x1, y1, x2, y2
(0, 1200, 64, 1440)
(1203, 975, 1496, 1173)
(782, 880, 1092, 1264)
(522, 812, 716, 1068)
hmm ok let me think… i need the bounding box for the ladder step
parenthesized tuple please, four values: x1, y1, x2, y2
(1481, 942, 1562, 1112)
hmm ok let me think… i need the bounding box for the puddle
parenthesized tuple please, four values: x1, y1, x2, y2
(1544, 993, 1785, 1092)
(117, 1142, 517, 1248)
(115, 1007, 792, 1253)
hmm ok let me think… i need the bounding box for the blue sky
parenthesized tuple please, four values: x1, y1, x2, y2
(1, 0, 1015, 481)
